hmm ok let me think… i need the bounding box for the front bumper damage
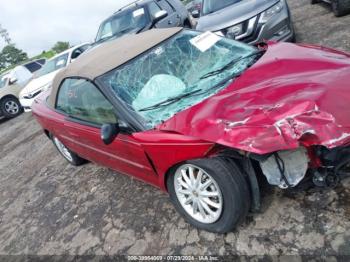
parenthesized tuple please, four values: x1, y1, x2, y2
(257, 146, 350, 189)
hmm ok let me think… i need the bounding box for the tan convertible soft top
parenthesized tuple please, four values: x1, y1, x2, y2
(48, 27, 182, 108)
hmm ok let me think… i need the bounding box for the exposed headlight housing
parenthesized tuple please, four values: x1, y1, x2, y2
(259, 1, 284, 24)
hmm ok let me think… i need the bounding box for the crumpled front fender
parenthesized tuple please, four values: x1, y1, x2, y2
(158, 42, 350, 154)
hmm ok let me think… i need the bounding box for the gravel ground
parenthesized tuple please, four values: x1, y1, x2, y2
(1, 0, 350, 257)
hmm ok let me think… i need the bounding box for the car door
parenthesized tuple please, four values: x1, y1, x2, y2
(7, 67, 32, 97)
(54, 78, 158, 184)
(154, 0, 181, 27)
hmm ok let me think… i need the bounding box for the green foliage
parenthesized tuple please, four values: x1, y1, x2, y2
(31, 50, 56, 61)
(0, 40, 69, 74)
(0, 44, 28, 71)
(52, 41, 70, 54)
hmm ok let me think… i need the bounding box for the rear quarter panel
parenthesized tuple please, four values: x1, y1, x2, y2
(32, 91, 64, 135)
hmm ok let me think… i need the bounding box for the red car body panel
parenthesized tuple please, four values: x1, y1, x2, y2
(33, 96, 214, 191)
(159, 42, 350, 154)
(33, 42, 350, 191)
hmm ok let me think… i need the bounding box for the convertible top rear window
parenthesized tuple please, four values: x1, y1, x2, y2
(98, 31, 257, 128)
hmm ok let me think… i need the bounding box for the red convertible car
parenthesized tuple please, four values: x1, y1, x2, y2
(33, 28, 350, 233)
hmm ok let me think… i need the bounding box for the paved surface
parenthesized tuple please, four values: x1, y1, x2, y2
(1, 0, 350, 256)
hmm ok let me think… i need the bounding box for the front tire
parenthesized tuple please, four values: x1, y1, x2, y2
(332, 0, 350, 17)
(167, 158, 251, 233)
(0, 97, 22, 118)
(52, 135, 87, 166)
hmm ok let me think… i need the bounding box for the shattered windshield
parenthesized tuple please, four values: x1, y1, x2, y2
(99, 30, 258, 128)
(96, 7, 149, 42)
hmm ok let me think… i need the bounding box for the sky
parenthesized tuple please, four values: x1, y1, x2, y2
(0, 0, 133, 57)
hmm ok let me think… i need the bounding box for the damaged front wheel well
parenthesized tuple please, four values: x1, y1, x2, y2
(163, 147, 263, 212)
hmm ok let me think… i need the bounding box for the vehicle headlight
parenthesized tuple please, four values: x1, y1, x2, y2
(42, 83, 52, 91)
(259, 1, 284, 24)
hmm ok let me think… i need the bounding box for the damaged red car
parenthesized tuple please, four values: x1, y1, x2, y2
(32, 28, 350, 233)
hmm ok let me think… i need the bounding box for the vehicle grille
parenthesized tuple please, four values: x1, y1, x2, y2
(224, 14, 262, 44)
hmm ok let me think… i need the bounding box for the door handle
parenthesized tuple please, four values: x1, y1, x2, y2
(168, 20, 173, 25)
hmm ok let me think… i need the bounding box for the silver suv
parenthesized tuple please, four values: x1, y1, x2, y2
(194, 0, 295, 45)
(0, 66, 33, 118)
(95, 0, 193, 44)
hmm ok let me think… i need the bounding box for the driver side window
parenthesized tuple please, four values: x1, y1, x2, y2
(56, 78, 117, 125)
(148, 2, 162, 17)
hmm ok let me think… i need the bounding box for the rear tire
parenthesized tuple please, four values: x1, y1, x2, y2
(52, 135, 87, 166)
(332, 0, 350, 17)
(0, 97, 22, 118)
(167, 158, 251, 233)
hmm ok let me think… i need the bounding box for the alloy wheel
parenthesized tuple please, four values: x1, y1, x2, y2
(174, 164, 223, 224)
(4, 100, 20, 115)
(53, 137, 73, 162)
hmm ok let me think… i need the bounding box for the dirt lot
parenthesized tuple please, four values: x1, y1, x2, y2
(1, 0, 350, 257)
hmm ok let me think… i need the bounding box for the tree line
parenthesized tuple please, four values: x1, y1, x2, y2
(0, 41, 70, 73)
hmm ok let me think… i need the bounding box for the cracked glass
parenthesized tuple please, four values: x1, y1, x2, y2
(98, 30, 257, 129)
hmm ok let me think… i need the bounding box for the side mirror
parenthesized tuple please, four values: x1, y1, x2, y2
(9, 77, 18, 85)
(191, 10, 200, 18)
(101, 123, 120, 145)
(153, 10, 168, 24)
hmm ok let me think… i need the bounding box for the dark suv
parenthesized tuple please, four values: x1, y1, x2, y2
(311, 0, 350, 17)
(95, 0, 193, 44)
(194, 0, 295, 45)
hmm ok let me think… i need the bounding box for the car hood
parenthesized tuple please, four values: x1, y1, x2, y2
(196, 0, 279, 32)
(21, 70, 60, 95)
(158, 42, 350, 154)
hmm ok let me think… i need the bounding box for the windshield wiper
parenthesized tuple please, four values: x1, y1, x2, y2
(138, 89, 203, 112)
(200, 49, 265, 80)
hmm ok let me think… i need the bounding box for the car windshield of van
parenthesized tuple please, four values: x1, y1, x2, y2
(96, 7, 149, 43)
(0, 74, 9, 89)
(35, 53, 69, 78)
(99, 31, 263, 128)
(202, 0, 243, 15)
